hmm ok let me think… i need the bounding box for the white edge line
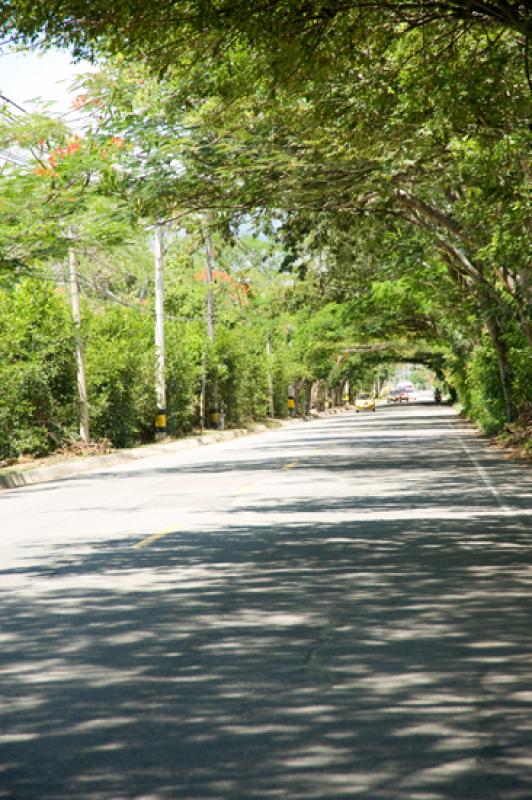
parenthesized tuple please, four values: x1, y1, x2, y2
(451, 423, 511, 513)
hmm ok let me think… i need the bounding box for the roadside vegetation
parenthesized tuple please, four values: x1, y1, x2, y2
(0, 1, 530, 462)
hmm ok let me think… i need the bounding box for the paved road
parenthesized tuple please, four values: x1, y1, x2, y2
(1, 404, 532, 800)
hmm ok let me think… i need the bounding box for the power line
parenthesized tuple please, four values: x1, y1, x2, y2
(7, 262, 208, 324)
(0, 92, 29, 115)
(0, 148, 33, 167)
(77, 272, 207, 323)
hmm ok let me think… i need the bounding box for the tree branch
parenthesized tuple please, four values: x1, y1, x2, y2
(433, 234, 488, 288)
(394, 189, 473, 245)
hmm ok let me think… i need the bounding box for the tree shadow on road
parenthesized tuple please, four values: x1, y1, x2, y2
(2, 508, 532, 799)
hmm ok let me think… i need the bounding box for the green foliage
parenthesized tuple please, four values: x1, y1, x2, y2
(464, 336, 508, 434)
(0, 280, 77, 459)
(214, 325, 270, 423)
(165, 322, 203, 433)
(0, 109, 136, 277)
(1, 0, 531, 454)
(84, 306, 156, 446)
(454, 324, 532, 435)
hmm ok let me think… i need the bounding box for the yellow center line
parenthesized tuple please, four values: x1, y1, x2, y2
(229, 480, 264, 508)
(135, 462, 303, 546)
(234, 481, 259, 494)
(133, 527, 176, 550)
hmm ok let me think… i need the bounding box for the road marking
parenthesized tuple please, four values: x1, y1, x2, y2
(283, 460, 300, 470)
(133, 527, 176, 549)
(234, 481, 259, 494)
(229, 479, 264, 507)
(451, 425, 511, 513)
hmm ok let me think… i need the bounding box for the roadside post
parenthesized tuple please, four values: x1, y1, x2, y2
(68, 229, 90, 444)
(154, 223, 167, 439)
(288, 385, 296, 416)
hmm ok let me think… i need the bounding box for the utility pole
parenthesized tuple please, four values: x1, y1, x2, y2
(205, 229, 215, 344)
(200, 351, 207, 432)
(343, 380, 350, 405)
(266, 333, 275, 418)
(68, 236, 90, 444)
(204, 227, 219, 427)
(154, 223, 167, 439)
(286, 325, 295, 416)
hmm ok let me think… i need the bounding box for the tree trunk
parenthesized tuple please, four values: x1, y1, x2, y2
(434, 238, 517, 424)
(68, 243, 90, 444)
(485, 313, 515, 423)
(266, 333, 275, 417)
(294, 379, 306, 415)
(310, 381, 319, 411)
(516, 303, 532, 346)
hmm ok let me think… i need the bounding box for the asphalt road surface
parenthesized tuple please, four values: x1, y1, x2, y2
(1, 403, 532, 800)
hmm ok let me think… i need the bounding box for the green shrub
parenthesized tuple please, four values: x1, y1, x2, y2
(214, 325, 270, 425)
(165, 322, 203, 433)
(457, 325, 532, 435)
(0, 280, 77, 459)
(465, 337, 507, 433)
(85, 306, 156, 446)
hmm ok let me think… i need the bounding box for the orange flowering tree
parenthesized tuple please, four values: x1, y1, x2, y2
(0, 108, 132, 275)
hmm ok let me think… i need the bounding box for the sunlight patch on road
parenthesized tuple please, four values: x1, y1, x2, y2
(222, 506, 530, 525)
(0, 733, 39, 743)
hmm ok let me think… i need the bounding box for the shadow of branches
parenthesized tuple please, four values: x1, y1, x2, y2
(2, 509, 532, 799)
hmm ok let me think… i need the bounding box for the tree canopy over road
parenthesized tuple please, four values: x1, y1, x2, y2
(2, 1, 530, 59)
(0, 0, 530, 461)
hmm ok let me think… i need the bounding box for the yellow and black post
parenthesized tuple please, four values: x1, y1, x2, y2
(155, 408, 167, 438)
(154, 223, 167, 441)
(288, 385, 296, 416)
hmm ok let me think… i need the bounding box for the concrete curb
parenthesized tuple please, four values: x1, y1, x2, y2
(0, 417, 308, 491)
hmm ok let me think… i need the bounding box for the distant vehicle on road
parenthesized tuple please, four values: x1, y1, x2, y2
(355, 392, 376, 412)
(395, 381, 416, 402)
(434, 388, 442, 404)
(387, 389, 401, 403)
(399, 387, 414, 402)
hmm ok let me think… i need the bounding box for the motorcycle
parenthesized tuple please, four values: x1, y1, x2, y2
(434, 389, 442, 404)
